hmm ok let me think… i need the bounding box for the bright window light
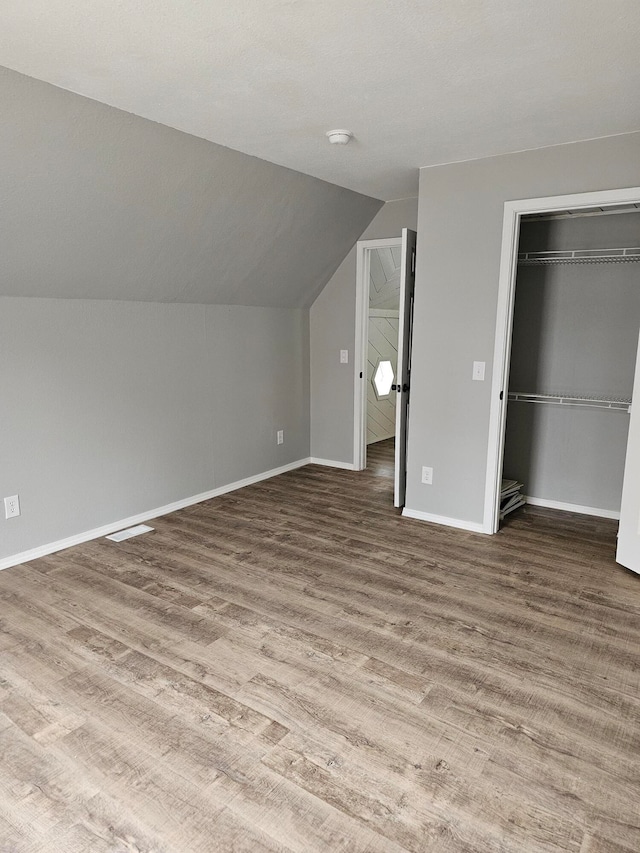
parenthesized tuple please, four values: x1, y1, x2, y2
(373, 359, 394, 398)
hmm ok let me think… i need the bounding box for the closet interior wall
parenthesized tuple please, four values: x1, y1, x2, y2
(503, 210, 640, 516)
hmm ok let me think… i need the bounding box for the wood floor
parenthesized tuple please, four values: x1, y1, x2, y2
(1, 437, 639, 852)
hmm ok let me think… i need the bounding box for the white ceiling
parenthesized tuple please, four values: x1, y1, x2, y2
(1, 0, 639, 201)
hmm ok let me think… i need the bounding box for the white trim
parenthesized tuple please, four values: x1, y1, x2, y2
(308, 457, 356, 470)
(0, 458, 310, 572)
(354, 241, 368, 471)
(357, 237, 404, 250)
(524, 496, 620, 520)
(484, 202, 522, 533)
(485, 185, 640, 536)
(402, 507, 487, 534)
(354, 237, 403, 472)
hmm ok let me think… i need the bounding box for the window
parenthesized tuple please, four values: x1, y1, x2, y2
(373, 359, 394, 399)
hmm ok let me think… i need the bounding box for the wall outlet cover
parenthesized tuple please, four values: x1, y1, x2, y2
(277, 429, 284, 445)
(340, 349, 349, 364)
(4, 495, 20, 519)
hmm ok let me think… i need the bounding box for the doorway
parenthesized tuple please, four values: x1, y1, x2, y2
(366, 244, 402, 445)
(354, 230, 417, 507)
(486, 185, 640, 571)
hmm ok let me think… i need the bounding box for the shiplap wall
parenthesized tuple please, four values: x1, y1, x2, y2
(367, 246, 401, 445)
(367, 312, 400, 444)
(369, 246, 402, 309)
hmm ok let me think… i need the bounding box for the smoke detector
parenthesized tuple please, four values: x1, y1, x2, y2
(326, 129, 353, 145)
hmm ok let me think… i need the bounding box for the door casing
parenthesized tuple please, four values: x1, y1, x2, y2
(486, 185, 640, 535)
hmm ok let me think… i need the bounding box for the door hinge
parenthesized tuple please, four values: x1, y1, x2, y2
(499, 390, 504, 400)
(359, 371, 363, 379)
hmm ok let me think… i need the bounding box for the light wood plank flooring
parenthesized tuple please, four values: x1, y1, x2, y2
(1, 437, 639, 852)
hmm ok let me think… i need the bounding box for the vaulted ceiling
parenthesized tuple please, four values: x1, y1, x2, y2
(0, 67, 381, 307)
(1, 0, 639, 201)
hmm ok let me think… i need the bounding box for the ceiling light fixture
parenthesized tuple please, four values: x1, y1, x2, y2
(326, 129, 353, 145)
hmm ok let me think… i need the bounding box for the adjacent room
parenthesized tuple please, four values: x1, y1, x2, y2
(1, 2, 639, 851)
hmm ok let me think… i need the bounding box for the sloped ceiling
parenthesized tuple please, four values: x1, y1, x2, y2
(0, 68, 381, 307)
(0, 1, 639, 200)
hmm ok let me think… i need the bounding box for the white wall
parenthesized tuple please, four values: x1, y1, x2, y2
(404, 131, 640, 527)
(310, 198, 418, 464)
(0, 298, 309, 563)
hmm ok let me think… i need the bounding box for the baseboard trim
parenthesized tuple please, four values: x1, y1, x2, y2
(308, 457, 356, 470)
(525, 496, 620, 520)
(401, 507, 487, 534)
(0, 458, 310, 572)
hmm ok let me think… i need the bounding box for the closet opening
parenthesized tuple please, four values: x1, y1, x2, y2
(501, 205, 640, 526)
(486, 186, 640, 572)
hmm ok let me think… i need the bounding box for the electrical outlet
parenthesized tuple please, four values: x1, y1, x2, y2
(340, 349, 349, 364)
(277, 429, 284, 445)
(4, 494, 20, 519)
(421, 467, 433, 485)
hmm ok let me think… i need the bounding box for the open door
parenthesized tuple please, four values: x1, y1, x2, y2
(393, 228, 417, 508)
(616, 330, 640, 574)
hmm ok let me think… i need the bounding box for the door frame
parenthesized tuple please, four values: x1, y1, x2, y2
(354, 237, 403, 471)
(484, 185, 640, 534)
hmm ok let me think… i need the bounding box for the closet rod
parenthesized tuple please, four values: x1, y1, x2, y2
(518, 247, 640, 265)
(508, 392, 631, 412)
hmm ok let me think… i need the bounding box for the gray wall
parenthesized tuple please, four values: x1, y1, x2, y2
(310, 198, 418, 463)
(405, 132, 640, 525)
(0, 298, 309, 561)
(504, 212, 640, 511)
(0, 66, 381, 308)
(0, 66, 383, 563)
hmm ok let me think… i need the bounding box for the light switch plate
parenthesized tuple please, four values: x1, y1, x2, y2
(340, 349, 349, 364)
(473, 361, 486, 381)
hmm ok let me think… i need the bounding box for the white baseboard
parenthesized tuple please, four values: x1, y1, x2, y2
(525, 495, 620, 520)
(0, 458, 310, 572)
(308, 457, 356, 470)
(401, 507, 487, 534)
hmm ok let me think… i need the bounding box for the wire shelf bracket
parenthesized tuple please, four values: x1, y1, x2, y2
(518, 247, 640, 265)
(508, 392, 631, 412)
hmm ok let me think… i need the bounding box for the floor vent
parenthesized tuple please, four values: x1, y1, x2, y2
(106, 524, 154, 542)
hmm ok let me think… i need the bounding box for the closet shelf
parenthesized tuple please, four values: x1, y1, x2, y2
(518, 247, 640, 265)
(508, 392, 631, 411)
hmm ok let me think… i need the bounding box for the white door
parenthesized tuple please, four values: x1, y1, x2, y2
(394, 228, 417, 508)
(616, 330, 640, 574)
